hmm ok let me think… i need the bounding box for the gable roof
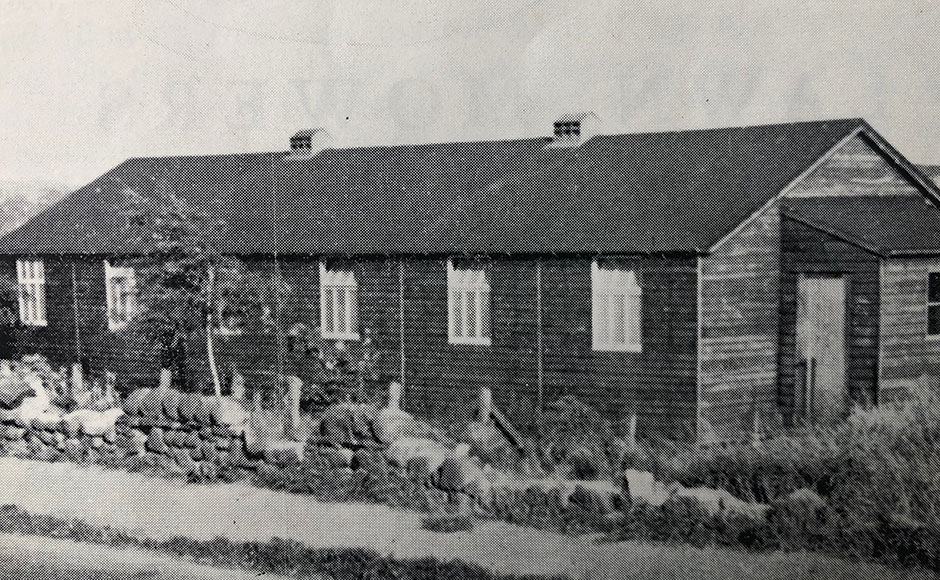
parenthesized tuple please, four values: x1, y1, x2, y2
(782, 194, 940, 257)
(0, 118, 898, 256)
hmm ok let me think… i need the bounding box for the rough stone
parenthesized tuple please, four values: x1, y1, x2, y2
(146, 428, 167, 454)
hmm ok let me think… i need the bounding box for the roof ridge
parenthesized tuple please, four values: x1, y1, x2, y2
(120, 119, 864, 163)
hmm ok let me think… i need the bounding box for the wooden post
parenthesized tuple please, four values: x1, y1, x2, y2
(104, 371, 116, 404)
(284, 375, 302, 441)
(478, 386, 492, 423)
(387, 381, 402, 411)
(231, 369, 246, 401)
(158, 367, 172, 391)
(626, 413, 637, 448)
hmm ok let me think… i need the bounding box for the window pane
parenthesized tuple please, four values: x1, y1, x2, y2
(613, 293, 626, 345)
(453, 292, 461, 338)
(930, 273, 940, 303)
(348, 286, 358, 332)
(481, 289, 491, 338)
(930, 305, 940, 336)
(336, 287, 346, 333)
(467, 290, 477, 338)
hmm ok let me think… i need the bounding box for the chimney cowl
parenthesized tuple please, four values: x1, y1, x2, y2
(549, 111, 601, 148)
(289, 127, 333, 157)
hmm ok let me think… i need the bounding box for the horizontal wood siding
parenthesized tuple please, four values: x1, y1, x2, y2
(785, 133, 922, 198)
(540, 256, 699, 438)
(1, 254, 698, 437)
(0, 256, 161, 392)
(700, 202, 780, 439)
(880, 257, 940, 401)
(779, 218, 880, 421)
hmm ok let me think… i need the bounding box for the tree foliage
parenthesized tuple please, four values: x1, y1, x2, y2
(124, 181, 246, 394)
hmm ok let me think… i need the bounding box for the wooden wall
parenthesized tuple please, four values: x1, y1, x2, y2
(539, 256, 699, 438)
(786, 133, 923, 198)
(699, 202, 781, 440)
(0, 255, 162, 392)
(880, 256, 940, 401)
(0, 253, 700, 437)
(779, 218, 881, 421)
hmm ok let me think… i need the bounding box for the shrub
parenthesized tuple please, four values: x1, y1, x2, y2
(535, 395, 618, 480)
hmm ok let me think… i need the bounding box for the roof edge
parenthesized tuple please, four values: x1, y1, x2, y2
(856, 121, 940, 206)
(707, 122, 865, 253)
(780, 210, 885, 257)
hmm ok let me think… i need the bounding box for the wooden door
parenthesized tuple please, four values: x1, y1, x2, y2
(795, 275, 848, 424)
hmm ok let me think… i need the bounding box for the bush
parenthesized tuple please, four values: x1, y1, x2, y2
(536, 395, 619, 480)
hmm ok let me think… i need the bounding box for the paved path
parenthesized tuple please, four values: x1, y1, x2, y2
(0, 457, 928, 580)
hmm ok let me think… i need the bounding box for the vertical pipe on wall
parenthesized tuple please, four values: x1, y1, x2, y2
(399, 259, 405, 386)
(269, 152, 286, 389)
(71, 262, 82, 363)
(535, 259, 543, 434)
(695, 255, 703, 443)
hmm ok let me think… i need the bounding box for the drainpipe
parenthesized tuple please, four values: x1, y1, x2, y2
(399, 259, 405, 385)
(71, 262, 82, 363)
(535, 259, 544, 435)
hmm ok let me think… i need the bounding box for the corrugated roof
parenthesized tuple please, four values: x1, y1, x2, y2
(782, 194, 940, 256)
(0, 118, 871, 256)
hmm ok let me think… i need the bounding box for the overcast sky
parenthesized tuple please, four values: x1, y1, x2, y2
(2, 0, 940, 188)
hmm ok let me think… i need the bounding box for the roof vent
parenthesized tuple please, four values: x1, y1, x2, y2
(289, 128, 332, 157)
(549, 112, 601, 148)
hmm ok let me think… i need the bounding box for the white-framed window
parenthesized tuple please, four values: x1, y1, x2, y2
(319, 261, 359, 340)
(447, 259, 491, 345)
(16, 259, 46, 326)
(104, 261, 136, 331)
(591, 260, 642, 352)
(928, 271, 940, 337)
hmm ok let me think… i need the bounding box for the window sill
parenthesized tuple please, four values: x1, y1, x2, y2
(108, 323, 128, 332)
(449, 337, 492, 346)
(21, 320, 47, 328)
(592, 344, 642, 353)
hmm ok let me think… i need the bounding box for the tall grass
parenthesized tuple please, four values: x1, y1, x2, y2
(647, 376, 940, 526)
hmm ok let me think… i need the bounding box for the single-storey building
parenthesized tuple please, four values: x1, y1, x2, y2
(2, 116, 940, 439)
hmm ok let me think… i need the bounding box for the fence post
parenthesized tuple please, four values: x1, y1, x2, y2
(231, 369, 246, 402)
(387, 381, 402, 411)
(158, 367, 172, 391)
(478, 386, 493, 423)
(104, 370, 116, 404)
(626, 413, 638, 448)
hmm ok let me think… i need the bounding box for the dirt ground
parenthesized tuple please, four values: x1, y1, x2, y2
(0, 457, 930, 580)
